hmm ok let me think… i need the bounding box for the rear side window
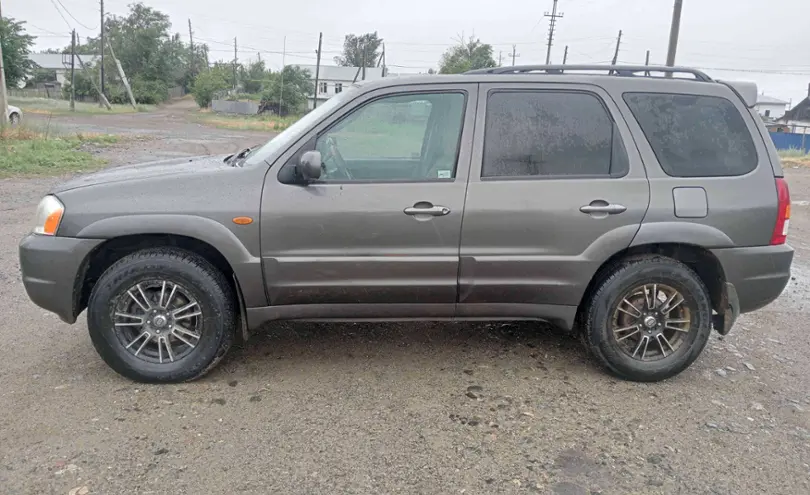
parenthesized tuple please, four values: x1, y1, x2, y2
(623, 93, 757, 177)
(482, 91, 628, 178)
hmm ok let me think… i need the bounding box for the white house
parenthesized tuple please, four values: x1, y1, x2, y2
(27, 53, 99, 86)
(754, 94, 789, 120)
(293, 64, 384, 110)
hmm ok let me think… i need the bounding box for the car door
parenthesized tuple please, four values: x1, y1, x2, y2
(260, 83, 478, 317)
(458, 82, 650, 326)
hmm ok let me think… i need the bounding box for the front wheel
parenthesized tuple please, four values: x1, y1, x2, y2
(9, 113, 20, 126)
(87, 248, 236, 383)
(582, 255, 712, 382)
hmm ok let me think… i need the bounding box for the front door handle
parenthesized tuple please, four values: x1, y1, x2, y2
(580, 203, 627, 215)
(404, 205, 451, 216)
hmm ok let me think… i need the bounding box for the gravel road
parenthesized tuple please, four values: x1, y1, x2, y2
(1, 109, 809, 494)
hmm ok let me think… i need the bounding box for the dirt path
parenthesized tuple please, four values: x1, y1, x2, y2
(1, 114, 809, 494)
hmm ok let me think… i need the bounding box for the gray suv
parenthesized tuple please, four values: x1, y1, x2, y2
(19, 65, 793, 383)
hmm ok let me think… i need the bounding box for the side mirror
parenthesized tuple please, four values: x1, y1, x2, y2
(297, 150, 322, 181)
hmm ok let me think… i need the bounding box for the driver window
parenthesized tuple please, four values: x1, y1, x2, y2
(316, 92, 466, 181)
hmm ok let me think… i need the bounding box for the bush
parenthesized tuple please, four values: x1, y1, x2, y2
(131, 77, 169, 105)
(192, 71, 229, 108)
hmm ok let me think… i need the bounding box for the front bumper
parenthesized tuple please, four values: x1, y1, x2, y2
(19, 234, 103, 324)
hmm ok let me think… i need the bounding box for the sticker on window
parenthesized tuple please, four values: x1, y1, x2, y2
(437, 170, 451, 179)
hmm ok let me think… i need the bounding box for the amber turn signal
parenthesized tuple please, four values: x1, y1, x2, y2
(232, 216, 253, 225)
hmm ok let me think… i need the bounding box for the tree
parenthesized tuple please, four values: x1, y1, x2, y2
(334, 32, 383, 67)
(260, 66, 313, 115)
(438, 37, 496, 74)
(240, 59, 267, 94)
(66, 3, 202, 101)
(0, 18, 35, 87)
(192, 69, 229, 108)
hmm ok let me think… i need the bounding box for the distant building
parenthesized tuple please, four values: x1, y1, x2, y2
(292, 64, 385, 110)
(755, 94, 789, 120)
(777, 84, 810, 135)
(27, 53, 99, 86)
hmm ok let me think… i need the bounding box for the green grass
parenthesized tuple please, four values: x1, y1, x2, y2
(0, 125, 118, 177)
(194, 110, 300, 131)
(9, 96, 155, 115)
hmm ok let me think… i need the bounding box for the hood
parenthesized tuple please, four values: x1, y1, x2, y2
(50, 155, 231, 194)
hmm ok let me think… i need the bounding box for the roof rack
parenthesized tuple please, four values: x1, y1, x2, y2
(464, 65, 713, 82)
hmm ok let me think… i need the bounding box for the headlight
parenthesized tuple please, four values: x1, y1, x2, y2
(33, 195, 65, 236)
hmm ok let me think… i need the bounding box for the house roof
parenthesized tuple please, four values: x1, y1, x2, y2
(292, 64, 384, 82)
(783, 97, 810, 122)
(28, 53, 98, 70)
(756, 94, 789, 105)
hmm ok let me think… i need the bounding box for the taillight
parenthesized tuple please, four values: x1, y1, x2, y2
(771, 178, 791, 245)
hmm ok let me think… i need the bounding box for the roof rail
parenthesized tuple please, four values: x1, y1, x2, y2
(464, 65, 713, 82)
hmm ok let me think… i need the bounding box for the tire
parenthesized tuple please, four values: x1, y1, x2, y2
(582, 255, 712, 382)
(87, 247, 236, 383)
(9, 113, 20, 126)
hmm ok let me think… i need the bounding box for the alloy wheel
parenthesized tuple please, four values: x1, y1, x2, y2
(112, 280, 203, 364)
(611, 283, 693, 361)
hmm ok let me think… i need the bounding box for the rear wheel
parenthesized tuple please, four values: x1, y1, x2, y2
(87, 247, 236, 383)
(583, 255, 712, 382)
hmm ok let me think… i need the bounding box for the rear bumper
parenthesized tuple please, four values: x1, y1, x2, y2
(19, 234, 102, 324)
(711, 244, 793, 314)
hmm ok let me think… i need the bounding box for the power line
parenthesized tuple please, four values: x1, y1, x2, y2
(54, 0, 97, 30)
(48, 0, 75, 30)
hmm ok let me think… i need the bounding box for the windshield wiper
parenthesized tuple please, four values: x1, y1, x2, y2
(226, 147, 254, 167)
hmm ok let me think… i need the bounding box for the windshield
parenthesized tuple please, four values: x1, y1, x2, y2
(244, 86, 359, 167)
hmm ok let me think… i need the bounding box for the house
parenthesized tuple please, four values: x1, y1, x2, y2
(27, 53, 99, 86)
(777, 84, 810, 135)
(754, 94, 789, 120)
(292, 64, 384, 110)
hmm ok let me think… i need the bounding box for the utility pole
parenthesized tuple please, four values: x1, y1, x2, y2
(77, 54, 111, 109)
(511, 45, 520, 66)
(665, 0, 683, 67)
(100, 0, 105, 97)
(379, 43, 387, 76)
(279, 36, 286, 115)
(498, 51, 503, 67)
(313, 32, 322, 109)
(562, 45, 569, 64)
(0, 24, 8, 125)
(544, 0, 564, 65)
(70, 30, 76, 111)
(362, 43, 367, 80)
(611, 30, 623, 66)
(645, 50, 651, 75)
(232, 37, 237, 90)
(188, 19, 195, 78)
(108, 40, 136, 108)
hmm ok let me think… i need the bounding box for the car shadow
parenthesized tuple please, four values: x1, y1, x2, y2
(211, 320, 599, 379)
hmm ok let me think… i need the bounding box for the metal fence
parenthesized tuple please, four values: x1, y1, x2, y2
(211, 99, 260, 115)
(770, 132, 810, 153)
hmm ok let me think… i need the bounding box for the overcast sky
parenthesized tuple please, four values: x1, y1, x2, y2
(6, 0, 810, 104)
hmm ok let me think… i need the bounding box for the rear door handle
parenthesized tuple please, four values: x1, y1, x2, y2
(580, 203, 627, 215)
(404, 205, 451, 216)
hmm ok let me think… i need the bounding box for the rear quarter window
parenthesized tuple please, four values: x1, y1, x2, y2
(623, 93, 758, 177)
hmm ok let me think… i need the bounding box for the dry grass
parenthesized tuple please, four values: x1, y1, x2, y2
(194, 110, 299, 132)
(778, 149, 810, 168)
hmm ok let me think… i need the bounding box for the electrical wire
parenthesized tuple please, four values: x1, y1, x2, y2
(53, 0, 98, 30)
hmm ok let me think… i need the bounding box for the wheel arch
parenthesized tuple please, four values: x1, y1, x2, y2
(74, 234, 251, 329)
(576, 243, 727, 327)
